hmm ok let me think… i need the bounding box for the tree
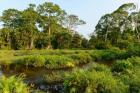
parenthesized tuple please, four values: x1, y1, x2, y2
(0, 9, 22, 49)
(52, 29, 72, 49)
(37, 2, 66, 49)
(81, 38, 88, 49)
(34, 32, 48, 49)
(21, 4, 39, 49)
(0, 2, 88, 50)
(95, 14, 113, 42)
(92, 3, 136, 48)
(71, 32, 83, 48)
(64, 14, 86, 32)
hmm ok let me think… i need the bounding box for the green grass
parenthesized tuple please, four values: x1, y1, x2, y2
(0, 50, 140, 92)
(0, 50, 93, 69)
(0, 49, 140, 70)
(0, 75, 29, 93)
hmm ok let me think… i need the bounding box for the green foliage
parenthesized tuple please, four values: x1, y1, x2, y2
(90, 49, 123, 61)
(0, 2, 86, 50)
(116, 40, 131, 49)
(112, 57, 140, 93)
(64, 67, 127, 93)
(43, 71, 67, 83)
(17, 55, 45, 67)
(71, 32, 83, 48)
(0, 76, 28, 93)
(35, 33, 49, 49)
(52, 30, 72, 49)
(112, 60, 132, 72)
(89, 3, 140, 50)
(13, 55, 75, 69)
(44, 55, 75, 69)
(69, 53, 92, 64)
(95, 41, 111, 50)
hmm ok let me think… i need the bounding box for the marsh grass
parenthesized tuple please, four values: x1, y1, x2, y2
(0, 75, 29, 93)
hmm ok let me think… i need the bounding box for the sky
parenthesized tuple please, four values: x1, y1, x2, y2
(0, 0, 140, 38)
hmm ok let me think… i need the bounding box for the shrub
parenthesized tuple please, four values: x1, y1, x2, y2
(69, 53, 92, 65)
(44, 55, 75, 69)
(100, 50, 119, 61)
(16, 55, 45, 67)
(127, 56, 140, 66)
(90, 49, 137, 62)
(116, 40, 131, 49)
(90, 50, 122, 61)
(95, 42, 111, 50)
(64, 69, 127, 93)
(43, 71, 67, 83)
(88, 63, 110, 73)
(112, 60, 133, 73)
(113, 61, 140, 93)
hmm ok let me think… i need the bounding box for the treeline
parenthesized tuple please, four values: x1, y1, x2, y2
(0, 2, 140, 50)
(89, 3, 140, 49)
(0, 2, 87, 50)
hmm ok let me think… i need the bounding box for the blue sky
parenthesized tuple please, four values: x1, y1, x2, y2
(0, 0, 140, 38)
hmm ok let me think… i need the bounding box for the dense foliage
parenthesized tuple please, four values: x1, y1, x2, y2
(0, 1, 140, 93)
(1, 2, 140, 50)
(0, 2, 86, 50)
(0, 76, 28, 93)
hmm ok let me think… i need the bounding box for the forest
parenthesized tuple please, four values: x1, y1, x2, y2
(0, 2, 140, 93)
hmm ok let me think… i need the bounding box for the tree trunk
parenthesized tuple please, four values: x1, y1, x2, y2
(47, 26, 52, 49)
(27, 37, 33, 50)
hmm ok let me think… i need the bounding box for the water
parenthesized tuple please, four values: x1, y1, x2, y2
(0, 62, 98, 93)
(0, 67, 65, 93)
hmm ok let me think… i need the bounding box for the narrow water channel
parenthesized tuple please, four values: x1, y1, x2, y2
(0, 62, 94, 93)
(0, 67, 65, 93)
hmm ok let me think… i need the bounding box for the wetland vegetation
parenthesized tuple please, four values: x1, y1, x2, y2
(0, 1, 140, 93)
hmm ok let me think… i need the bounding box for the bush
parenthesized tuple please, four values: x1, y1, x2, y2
(95, 42, 111, 50)
(116, 40, 131, 49)
(113, 58, 140, 93)
(44, 55, 75, 69)
(88, 63, 110, 73)
(90, 50, 122, 61)
(16, 55, 45, 67)
(64, 69, 127, 93)
(100, 50, 119, 61)
(69, 53, 92, 65)
(43, 71, 67, 83)
(112, 60, 132, 73)
(127, 56, 140, 67)
(90, 49, 134, 62)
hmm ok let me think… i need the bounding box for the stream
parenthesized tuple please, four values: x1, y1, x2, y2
(0, 67, 65, 93)
(0, 62, 95, 93)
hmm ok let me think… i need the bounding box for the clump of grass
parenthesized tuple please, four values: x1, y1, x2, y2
(12, 55, 75, 69)
(16, 55, 45, 67)
(43, 71, 67, 83)
(0, 75, 29, 93)
(44, 55, 75, 69)
(69, 53, 92, 65)
(64, 68, 126, 93)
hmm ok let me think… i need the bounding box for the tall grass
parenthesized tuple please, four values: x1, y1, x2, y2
(0, 75, 29, 93)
